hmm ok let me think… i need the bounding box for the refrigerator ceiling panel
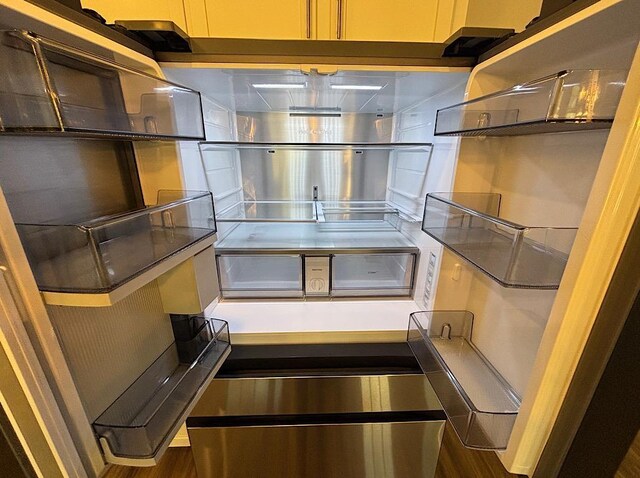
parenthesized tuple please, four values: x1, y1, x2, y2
(162, 68, 470, 114)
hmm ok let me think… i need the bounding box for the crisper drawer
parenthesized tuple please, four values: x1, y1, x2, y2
(217, 254, 303, 298)
(331, 253, 416, 297)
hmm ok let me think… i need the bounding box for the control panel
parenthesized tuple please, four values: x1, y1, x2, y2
(304, 256, 330, 296)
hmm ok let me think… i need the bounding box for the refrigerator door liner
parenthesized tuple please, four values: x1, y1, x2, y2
(434, 70, 627, 136)
(407, 310, 520, 450)
(421, 192, 577, 289)
(93, 318, 231, 465)
(0, 30, 205, 140)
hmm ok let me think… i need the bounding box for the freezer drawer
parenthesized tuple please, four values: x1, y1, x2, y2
(217, 254, 303, 298)
(188, 365, 445, 478)
(331, 252, 416, 297)
(189, 420, 444, 478)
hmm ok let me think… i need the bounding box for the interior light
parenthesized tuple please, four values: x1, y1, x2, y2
(330, 84, 384, 91)
(252, 83, 306, 89)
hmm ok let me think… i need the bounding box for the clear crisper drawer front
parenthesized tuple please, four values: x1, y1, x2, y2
(16, 191, 216, 294)
(94, 318, 231, 463)
(435, 70, 627, 136)
(217, 201, 317, 222)
(217, 254, 303, 298)
(0, 30, 204, 140)
(331, 253, 415, 297)
(422, 193, 577, 289)
(407, 311, 520, 450)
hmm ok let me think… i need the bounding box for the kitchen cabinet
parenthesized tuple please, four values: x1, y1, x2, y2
(329, 0, 542, 42)
(84, 0, 540, 43)
(202, 0, 315, 40)
(329, 0, 441, 42)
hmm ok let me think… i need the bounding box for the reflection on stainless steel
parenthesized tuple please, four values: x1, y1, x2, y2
(193, 374, 441, 416)
(238, 147, 389, 202)
(189, 374, 445, 478)
(189, 421, 445, 478)
(233, 113, 391, 213)
(189, 421, 444, 478)
(236, 112, 393, 143)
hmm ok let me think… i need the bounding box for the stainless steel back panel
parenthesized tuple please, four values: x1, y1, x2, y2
(238, 147, 390, 202)
(189, 420, 444, 478)
(191, 374, 441, 416)
(236, 112, 393, 143)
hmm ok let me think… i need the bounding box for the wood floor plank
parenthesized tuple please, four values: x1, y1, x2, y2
(102, 448, 197, 478)
(435, 424, 524, 478)
(104, 426, 522, 478)
(616, 430, 640, 478)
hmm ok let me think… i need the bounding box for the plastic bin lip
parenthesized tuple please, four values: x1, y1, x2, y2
(433, 118, 617, 136)
(426, 192, 577, 231)
(1, 29, 206, 141)
(198, 141, 434, 151)
(435, 69, 628, 112)
(15, 191, 214, 229)
(14, 29, 199, 93)
(422, 193, 578, 289)
(16, 191, 217, 299)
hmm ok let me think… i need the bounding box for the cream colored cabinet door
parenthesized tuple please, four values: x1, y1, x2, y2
(328, 0, 442, 42)
(201, 0, 314, 39)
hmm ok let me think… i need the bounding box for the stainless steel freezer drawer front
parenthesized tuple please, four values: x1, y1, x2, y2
(191, 374, 442, 416)
(189, 419, 444, 478)
(217, 254, 303, 298)
(331, 252, 417, 297)
(188, 373, 444, 477)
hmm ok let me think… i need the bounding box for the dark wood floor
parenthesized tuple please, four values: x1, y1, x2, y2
(103, 424, 520, 478)
(436, 424, 522, 478)
(617, 430, 640, 478)
(103, 448, 197, 478)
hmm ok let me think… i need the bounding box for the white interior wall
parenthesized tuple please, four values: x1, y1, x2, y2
(390, 78, 468, 310)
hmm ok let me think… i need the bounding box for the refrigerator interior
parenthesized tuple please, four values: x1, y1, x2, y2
(163, 66, 470, 310)
(0, 0, 637, 474)
(162, 1, 640, 470)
